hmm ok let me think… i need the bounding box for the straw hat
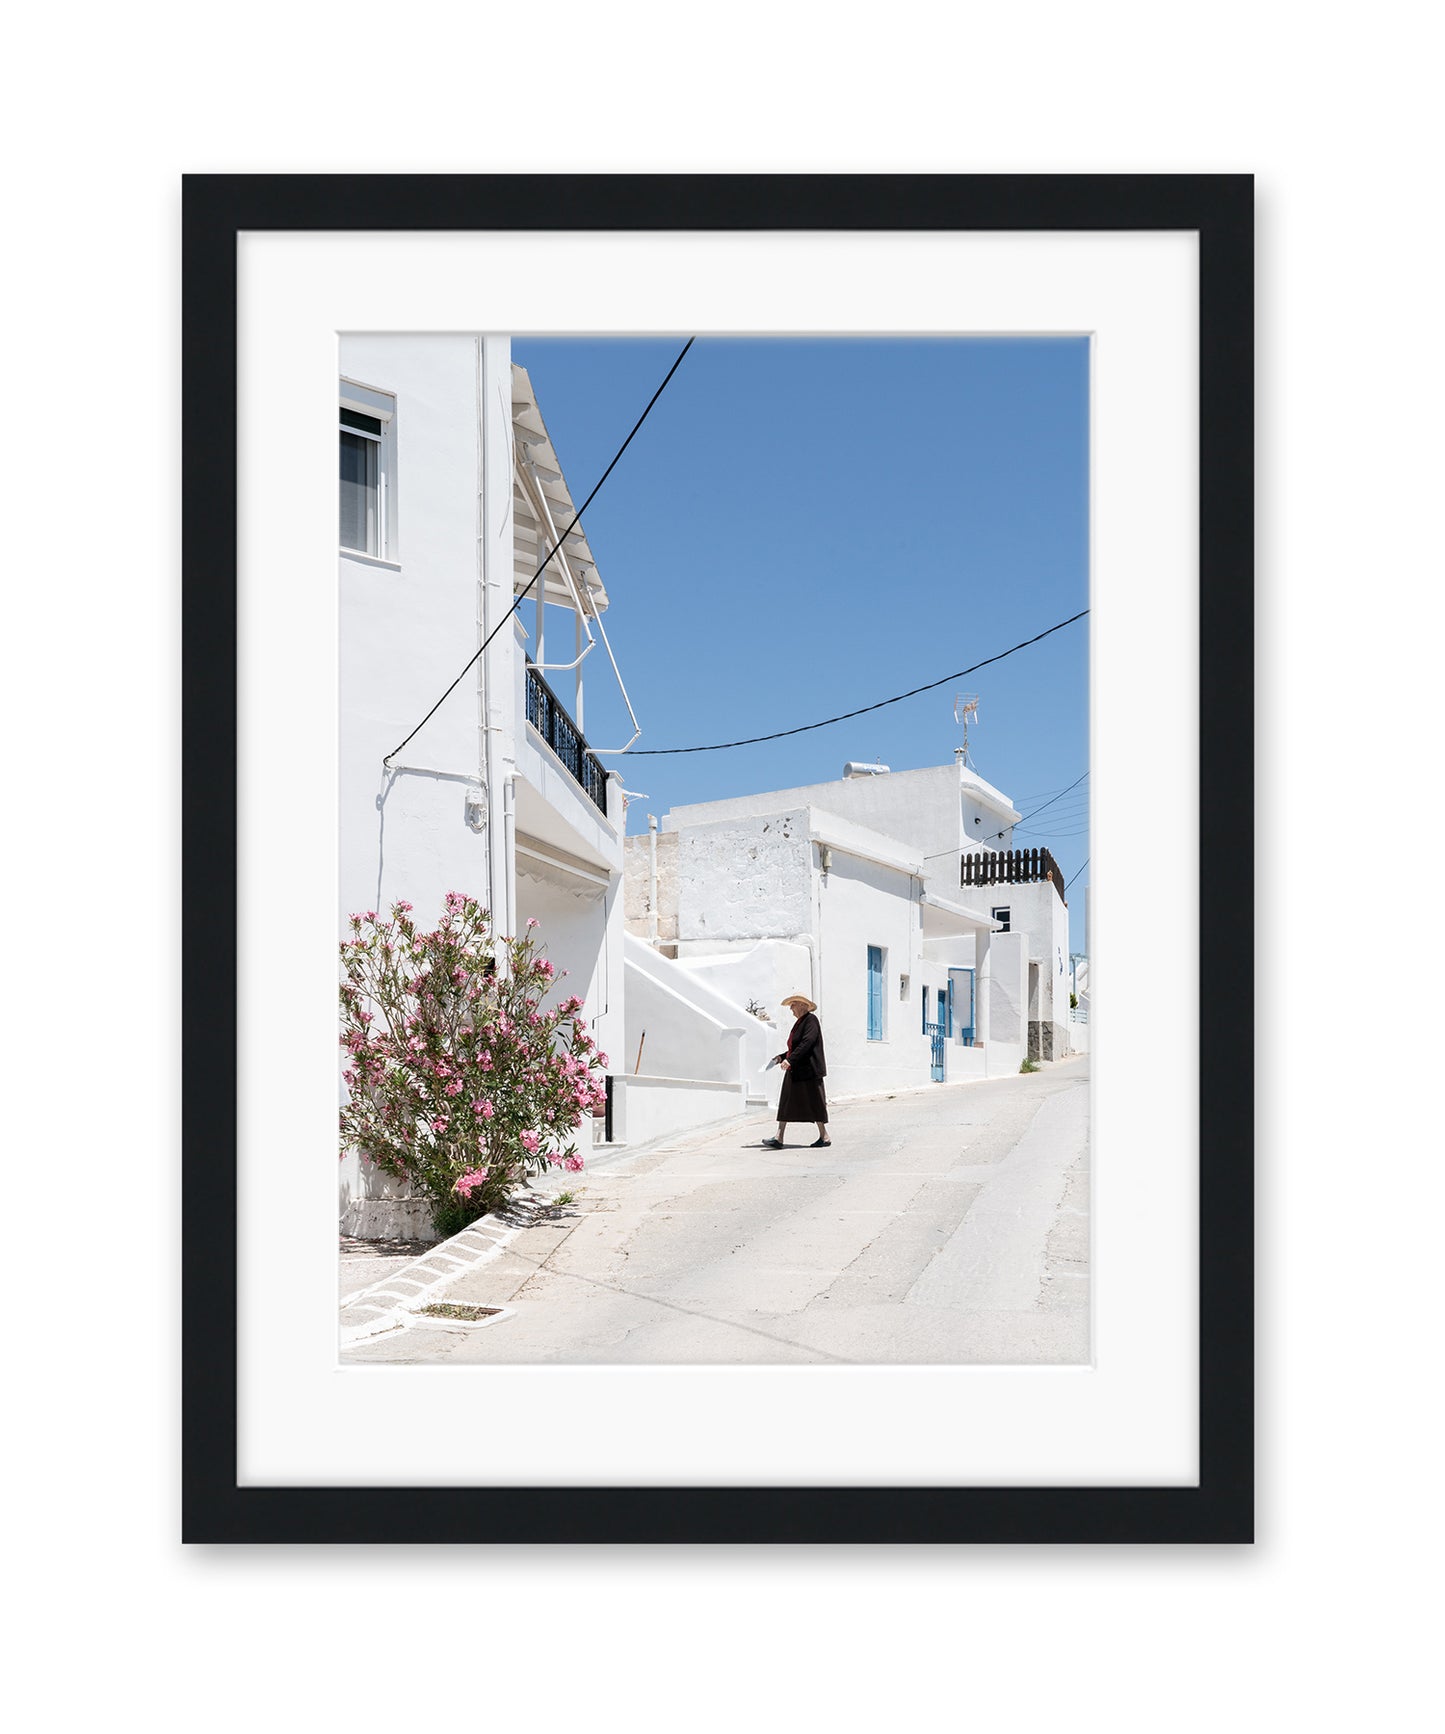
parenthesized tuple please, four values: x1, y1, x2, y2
(782, 993, 817, 1013)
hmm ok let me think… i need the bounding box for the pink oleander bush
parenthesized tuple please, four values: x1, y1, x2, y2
(339, 893, 608, 1235)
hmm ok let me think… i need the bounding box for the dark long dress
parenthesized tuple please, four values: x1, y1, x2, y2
(777, 1011, 828, 1124)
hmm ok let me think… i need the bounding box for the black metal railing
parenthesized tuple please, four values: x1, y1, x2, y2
(961, 846, 1068, 905)
(524, 661, 609, 813)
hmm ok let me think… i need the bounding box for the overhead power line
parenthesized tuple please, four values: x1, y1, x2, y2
(1066, 857, 1090, 890)
(630, 608, 1090, 755)
(383, 338, 695, 769)
(982, 768, 1090, 843)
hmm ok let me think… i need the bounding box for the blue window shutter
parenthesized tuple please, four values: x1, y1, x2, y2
(946, 978, 954, 1036)
(867, 946, 883, 1039)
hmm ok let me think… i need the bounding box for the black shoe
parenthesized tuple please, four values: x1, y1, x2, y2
(811, 1137, 832, 1148)
(761, 1137, 785, 1149)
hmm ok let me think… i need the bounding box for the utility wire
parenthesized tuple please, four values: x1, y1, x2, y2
(383, 338, 695, 768)
(1066, 857, 1090, 891)
(983, 768, 1090, 842)
(628, 608, 1090, 755)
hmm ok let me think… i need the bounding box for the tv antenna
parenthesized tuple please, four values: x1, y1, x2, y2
(953, 695, 980, 769)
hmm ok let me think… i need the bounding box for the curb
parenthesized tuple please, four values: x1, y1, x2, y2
(340, 1205, 533, 1347)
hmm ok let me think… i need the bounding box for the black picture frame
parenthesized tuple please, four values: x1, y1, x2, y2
(183, 173, 1253, 1544)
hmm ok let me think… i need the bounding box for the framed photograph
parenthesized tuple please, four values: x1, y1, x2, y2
(183, 174, 1252, 1543)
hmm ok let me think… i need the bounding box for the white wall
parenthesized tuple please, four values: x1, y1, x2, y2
(669, 763, 964, 863)
(674, 809, 814, 947)
(609, 1074, 748, 1146)
(672, 938, 812, 1030)
(816, 848, 933, 1095)
(515, 860, 624, 1066)
(987, 930, 1030, 1046)
(339, 334, 491, 926)
(958, 766, 1021, 851)
(623, 934, 749, 1087)
(994, 878, 1073, 1057)
(629, 935, 796, 1089)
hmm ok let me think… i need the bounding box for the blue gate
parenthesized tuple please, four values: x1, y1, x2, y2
(925, 1019, 947, 1081)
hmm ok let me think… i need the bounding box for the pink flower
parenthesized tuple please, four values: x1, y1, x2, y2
(431, 1116, 450, 1133)
(363, 910, 376, 922)
(358, 1010, 373, 1025)
(597, 1053, 609, 1068)
(445, 1080, 462, 1096)
(535, 959, 554, 979)
(395, 899, 413, 913)
(453, 1166, 489, 1198)
(520, 1130, 541, 1154)
(526, 917, 540, 929)
(563, 1155, 584, 1173)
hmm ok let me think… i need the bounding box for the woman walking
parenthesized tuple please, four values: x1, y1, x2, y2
(762, 994, 831, 1149)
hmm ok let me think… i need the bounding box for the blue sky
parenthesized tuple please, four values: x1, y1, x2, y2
(512, 336, 1091, 952)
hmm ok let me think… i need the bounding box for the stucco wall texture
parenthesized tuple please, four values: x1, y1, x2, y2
(675, 811, 813, 945)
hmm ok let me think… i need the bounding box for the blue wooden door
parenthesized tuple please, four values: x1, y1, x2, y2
(866, 946, 884, 1040)
(949, 967, 975, 1045)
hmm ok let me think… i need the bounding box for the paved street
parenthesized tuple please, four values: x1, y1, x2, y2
(341, 1056, 1089, 1366)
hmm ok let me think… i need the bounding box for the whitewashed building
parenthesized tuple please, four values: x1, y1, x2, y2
(337, 336, 637, 1235)
(624, 756, 1079, 1098)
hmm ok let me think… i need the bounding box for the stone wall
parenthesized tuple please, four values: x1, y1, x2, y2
(623, 829, 679, 943)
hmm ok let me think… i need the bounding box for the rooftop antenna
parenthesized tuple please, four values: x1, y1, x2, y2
(953, 695, 980, 770)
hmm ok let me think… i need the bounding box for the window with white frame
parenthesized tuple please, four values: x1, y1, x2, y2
(339, 382, 395, 559)
(991, 905, 1011, 933)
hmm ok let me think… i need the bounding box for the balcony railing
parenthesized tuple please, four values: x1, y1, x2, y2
(524, 660, 609, 813)
(961, 846, 1068, 905)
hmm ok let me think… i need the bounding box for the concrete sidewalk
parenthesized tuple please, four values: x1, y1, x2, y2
(341, 1057, 1089, 1366)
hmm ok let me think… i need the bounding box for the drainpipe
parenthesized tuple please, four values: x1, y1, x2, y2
(647, 814, 659, 946)
(503, 773, 517, 941)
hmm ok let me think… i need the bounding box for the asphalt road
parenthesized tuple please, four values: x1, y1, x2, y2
(341, 1056, 1090, 1366)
